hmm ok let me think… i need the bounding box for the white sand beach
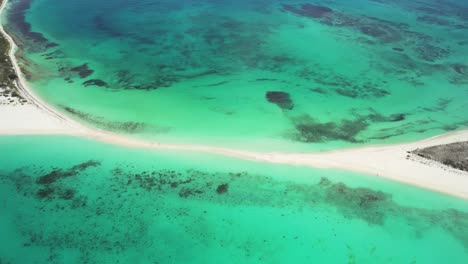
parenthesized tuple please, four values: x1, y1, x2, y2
(1, 0, 467, 200)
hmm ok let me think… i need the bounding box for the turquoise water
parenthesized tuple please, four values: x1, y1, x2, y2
(2, 2, 468, 261)
(3, 0, 468, 151)
(0, 135, 468, 263)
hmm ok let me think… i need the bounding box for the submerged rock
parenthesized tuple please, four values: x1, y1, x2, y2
(70, 63, 94, 78)
(291, 114, 368, 143)
(82, 79, 109, 88)
(266, 91, 294, 110)
(216, 183, 229, 194)
(36, 160, 101, 185)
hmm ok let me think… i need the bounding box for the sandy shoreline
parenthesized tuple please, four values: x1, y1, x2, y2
(1, 0, 467, 199)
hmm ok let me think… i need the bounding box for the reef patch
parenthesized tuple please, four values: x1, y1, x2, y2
(83, 79, 109, 88)
(290, 114, 368, 143)
(266, 91, 294, 110)
(70, 64, 94, 79)
(37, 160, 101, 185)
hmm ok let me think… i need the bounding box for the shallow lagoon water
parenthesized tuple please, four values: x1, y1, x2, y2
(2, 1, 468, 262)
(0, 135, 468, 263)
(3, 0, 468, 151)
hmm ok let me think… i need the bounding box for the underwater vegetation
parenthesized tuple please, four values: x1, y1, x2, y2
(3, 0, 468, 148)
(1, 157, 468, 262)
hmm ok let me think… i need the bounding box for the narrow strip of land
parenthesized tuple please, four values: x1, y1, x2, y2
(1, 0, 467, 200)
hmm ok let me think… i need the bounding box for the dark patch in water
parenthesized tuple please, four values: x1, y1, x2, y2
(334, 84, 389, 99)
(37, 160, 101, 185)
(266, 91, 294, 110)
(290, 114, 368, 143)
(179, 188, 204, 198)
(70, 64, 94, 79)
(62, 106, 162, 134)
(255, 78, 278, 82)
(2, 159, 468, 259)
(389, 113, 406, 122)
(194, 81, 229, 88)
(113, 70, 176, 90)
(6, 0, 58, 52)
(83, 79, 109, 88)
(324, 180, 389, 225)
(216, 183, 229, 194)
(449, 63, 468, 84)
(60, 189, 76, 200)
(414, 44, 450, 62)
(360, 26, 386, 38)
(282, 1, 457, 72)
(32, 161, 98, 201)
(36, 187, 55, 199)
(283, 3, 402, 44)
(302, 68, 390, 99)
(452, 64, 468, 75)
(361, 109, 407, 123)
(421, 98, 452, 112)
(41, 50, 65, 60)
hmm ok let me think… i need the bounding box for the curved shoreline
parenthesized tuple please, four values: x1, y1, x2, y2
(1, 0, 468, 199)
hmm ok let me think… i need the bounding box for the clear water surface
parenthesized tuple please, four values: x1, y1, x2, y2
(0, 135, 467, 263)
(3, 0, 468, 151)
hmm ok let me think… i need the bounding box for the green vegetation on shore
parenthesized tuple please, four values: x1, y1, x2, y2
(0, 0, 26, 103)
(413, 141, 468, 172)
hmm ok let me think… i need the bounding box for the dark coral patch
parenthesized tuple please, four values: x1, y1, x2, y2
(291, 115, 368, 143)
(179, 188, 204, 198)
(83, 79, 109, 88)
(306, 68, 390, 99)
(6, 0, 59, 52)
(334, 84, 389, 99)
(364, 109, 407, 123)
(3, 158, 468, 254)
(60, 189, 76, 200)
(70, 64, 94, 78)
(414, 44, 450, 62)
(266, 91, 294, 110)
(216, 184, 229, 194)
(62, 106, 153, 134)
(360, 26, 387, 38)
(36, 160, 101, 185)
(388, 113, 406, 122)
(357, 23, 402, 43)
(36, 188, 55, 199)
(324, 182, 389, 225)
(283, 3, 401, 43)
